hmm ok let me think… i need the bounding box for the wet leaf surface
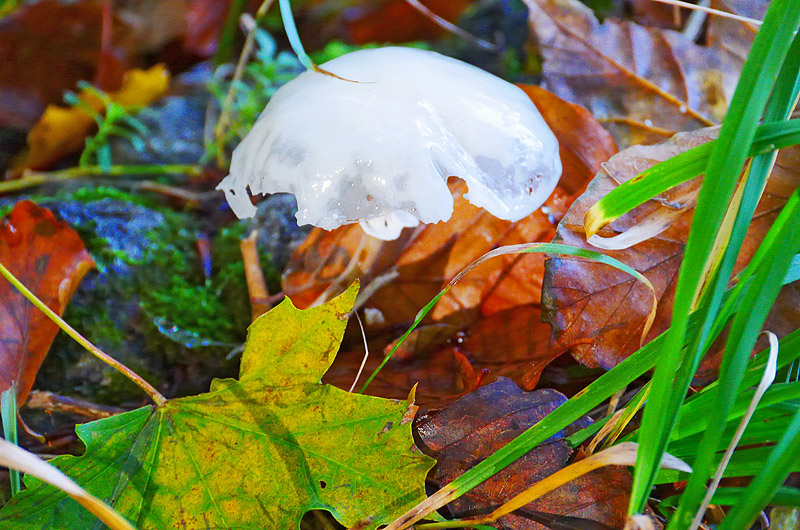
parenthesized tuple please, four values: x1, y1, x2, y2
(415, 378, 631, 529)
(0, 201, 95, 405)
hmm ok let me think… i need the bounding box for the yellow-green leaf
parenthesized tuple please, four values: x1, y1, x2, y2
(0, 283, 434, 529)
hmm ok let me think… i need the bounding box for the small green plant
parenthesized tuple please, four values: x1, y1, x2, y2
(205, 27, 304, 163)
(63, 83, 149, 171)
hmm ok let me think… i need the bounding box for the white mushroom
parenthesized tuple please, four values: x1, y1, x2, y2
(217, 47, 562, 240)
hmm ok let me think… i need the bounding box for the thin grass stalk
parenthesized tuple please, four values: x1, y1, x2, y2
(583, 120, 800, 238)
(687, 333, 779, 530)
(668, 35, 800, 527)
(717, 408, 800, 530)
(0, 385, 20, 495)
(667, 186, 800, 526)
(629, 0, 800, 513)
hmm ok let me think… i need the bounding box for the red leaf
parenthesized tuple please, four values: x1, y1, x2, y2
(0, 201, 95, 405)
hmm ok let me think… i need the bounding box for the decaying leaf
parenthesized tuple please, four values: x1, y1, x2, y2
(11, 64, 170, 173)
(523, 0, 741, 148)
(0, 284, 434, 529)
(0, 201, 95, 405)
(542, 127, 800, 371)
(416, 378, 632, 529)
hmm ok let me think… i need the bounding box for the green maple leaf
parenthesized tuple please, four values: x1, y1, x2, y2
(0, 283, 434, 529)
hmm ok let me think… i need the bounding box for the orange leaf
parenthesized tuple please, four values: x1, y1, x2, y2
(0, 201, 95, 405)
(12, 64, 170, 173)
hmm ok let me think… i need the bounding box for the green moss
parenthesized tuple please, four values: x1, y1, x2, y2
(65, 186, 156, 208)
(13, 186, 288, 402)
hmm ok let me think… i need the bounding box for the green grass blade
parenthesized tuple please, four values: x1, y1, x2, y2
(585, 120, 800, 237)
(785, 254, 800, 284)
(359, 242, 655, 393)
(279, 0, 314, 70)
(717, 408, 800, 530)
(670, 185, 800, 527)
(669, 31, 800, 523)
(707, 487, 800, 508)
(1, 385, 20, 495)
(631, 0, 800, 514)
(660, 487, 800, 509)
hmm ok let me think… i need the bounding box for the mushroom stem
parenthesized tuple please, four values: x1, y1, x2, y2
(311, 232, 388, 307)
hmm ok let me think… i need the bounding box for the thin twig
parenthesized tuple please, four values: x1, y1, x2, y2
(682, 0, 710, 42)
(214, 1, 277, 166)
(403, 0, 497, 51)
(348, 310, 370, 393)
(0, 261, 166, 407)
(240, 230, 271, 320)
(687, 332, 779, 530)
(1, 165, 202, 195)
(26, 390, 126, 420)
(651, 0, 762, 26)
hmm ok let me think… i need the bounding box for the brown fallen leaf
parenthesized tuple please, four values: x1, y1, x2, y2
(523, 0, 741, 148)
(415, 378, 632, 529)
(707, 0, 766, 64)
(322, 305, 571, 407)
(541, 127, 800, 372)
(0, 201, 95, 405)
(10, 64, 170, 173)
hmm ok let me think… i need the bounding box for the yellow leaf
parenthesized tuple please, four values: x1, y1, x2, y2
(11, 64, 171, 173)
(109, 64, 170, 107)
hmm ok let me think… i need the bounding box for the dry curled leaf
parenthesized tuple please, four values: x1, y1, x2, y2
(415, 378, 632, 529)
(523, 0, 740, 148)
(0, 201, 95, 405)
(542, 127, 800, 371)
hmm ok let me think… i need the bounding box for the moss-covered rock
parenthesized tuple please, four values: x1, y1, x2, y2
(11, 186, 282, 404)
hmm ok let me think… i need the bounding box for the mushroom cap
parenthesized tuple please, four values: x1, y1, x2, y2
(218, 47, 561, 238)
